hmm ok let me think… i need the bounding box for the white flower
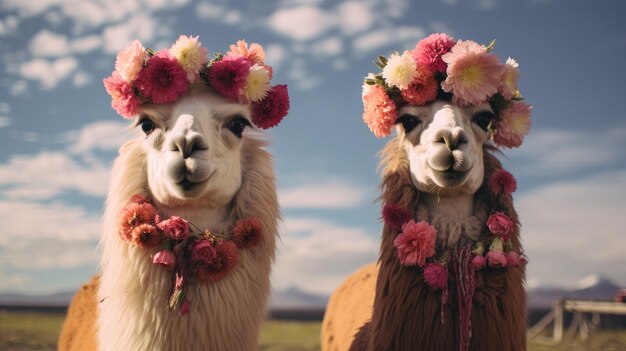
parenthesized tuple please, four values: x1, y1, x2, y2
(499, 57, 520, 100)
(170, 35, 210, 83)
(382, 51, 418, 90)
(243, 64, 271, 102)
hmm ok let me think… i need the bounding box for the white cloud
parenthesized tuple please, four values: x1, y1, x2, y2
(279, 179, 367, 209)
(18, 57, 78, 89)
(272, 216, 378, 294)
(71, 35, 103, 53)
(268, 5, 335, 41)
(352, 26, 425, 54)
(195, 2, 226, 19)
(29, 30, 70, 57)
(511, 128, 626, 175)
(312, 37, 344, 58)
(0, 117, 11, 128)
(337, 1, 373, 35)
(102, 14, 159, 53)
(0, 15, 19, 36)
(10, 80, 28, 96)
(264, 43, 287, 69)
(63, 120, 131, 154)
(287, 59, 322, 90)
(518, 170, 626, 288)
(72, 71, 92, 87)
(0, 103, 11, 114)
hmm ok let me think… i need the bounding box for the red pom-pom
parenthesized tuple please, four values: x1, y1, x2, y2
(489, 168, 517, 196)
(193, 241, 239, 283)
(231, 217, 263, 249)
(382, 203, 412, 230)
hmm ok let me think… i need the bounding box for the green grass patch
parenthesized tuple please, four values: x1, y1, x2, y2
(0, 310, 65, 351)
(1, 310, 625, 351)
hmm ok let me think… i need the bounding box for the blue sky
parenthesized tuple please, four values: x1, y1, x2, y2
(1, 0, 625, 296)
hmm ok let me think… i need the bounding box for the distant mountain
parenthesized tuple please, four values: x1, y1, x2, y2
(0, 291, 75, 306)
(269, 286, 328, 309)
(528, 274, 623, 309)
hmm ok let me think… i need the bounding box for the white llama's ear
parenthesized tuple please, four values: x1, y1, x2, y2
(229, 137, 279, 260)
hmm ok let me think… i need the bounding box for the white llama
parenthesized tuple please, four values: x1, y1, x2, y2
(59, 37, 289, 351)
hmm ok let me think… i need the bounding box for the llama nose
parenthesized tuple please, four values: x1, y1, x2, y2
(171, 132, 208, 159)
(433, 128, 468, 151)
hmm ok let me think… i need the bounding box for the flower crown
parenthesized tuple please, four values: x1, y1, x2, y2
(362, 33, 531, 148)
(104, 35, 289, 129)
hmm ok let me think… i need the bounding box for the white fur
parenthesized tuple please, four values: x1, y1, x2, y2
(398, 100, 492, 246)
(97, 86, 279, 351)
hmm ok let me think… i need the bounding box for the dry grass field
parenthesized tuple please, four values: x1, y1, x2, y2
(1, 310, 625, 351)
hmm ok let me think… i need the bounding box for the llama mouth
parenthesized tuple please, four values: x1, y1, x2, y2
(432, 169, 468, 186)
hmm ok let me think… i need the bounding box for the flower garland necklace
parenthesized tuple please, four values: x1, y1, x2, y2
(118, 194, 263, 316)
(382, 168, 527, 351)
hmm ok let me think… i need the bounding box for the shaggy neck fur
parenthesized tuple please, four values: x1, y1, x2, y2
(98, 136, 279, 351)
(350, 138, 526, 351)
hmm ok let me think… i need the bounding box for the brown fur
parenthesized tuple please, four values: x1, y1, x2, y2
(323, 138, 527, 351)
(58, 276, 99, 351)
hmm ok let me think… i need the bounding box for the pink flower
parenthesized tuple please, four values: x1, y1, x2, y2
(423, 263, 448, 290)
(193, 241, 240, 283)
(394, 220, 437, 267)
(487, 212, 514, 239)
(119, 202, 158, 241)
(131, 223, 162, 248)
(499, 57, 520, 100)
(362, 84, 397, 138)
(231, 217, 263, 249)
(412, 33, 455, 73)
(191, 239, 216, 263)
(471, 255, 486, 270)
(251, 84, 290, 129)
(486, 250, 508, 268)
(157, 216, 189, 240)
(103, 71, 140, 119)
(152, 250, 176, 270)
(169, 35, 210, 83)
(208, 56, 250, 101)
(494, 101, 532, 149)
(382, 203, 412, 230)
(400, 65, 439, 105)
(489, 169, 517, 196)
(506, 251, 521, 267)
(179, 298, 190, 316)
(441, 40, 505, 106)
(115, 40, 146, 82)
(129, 194, 149, 204)
(135, 50, 189, 104)
(227, 40, 266, 66)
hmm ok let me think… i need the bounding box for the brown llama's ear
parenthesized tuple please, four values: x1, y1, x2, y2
(229, 137, 279, 260)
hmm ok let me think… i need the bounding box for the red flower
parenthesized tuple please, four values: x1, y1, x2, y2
(490, 169, 517, 196)
(208, 56, 250, 101)
(471, 255, 486, 270)
(505, 251, 521, 267)
(382, 203, 412, 230)
(231, 217, 263, 249)
(486, 212, 514, 239)
(251, 84, 290, 129)
(131, 223, 162, 248)
(193, 241, 239, 283)
(394, 220, 437, 267)
(412, 33, 455, 73)
(119, 202, 158, 241)
(135, 50, 189, 104)
(486, 250, 508, 268)
(423, 262, 448, 290)
(190, 239, 216, 263)
(152, 250, 176, 270)
(157, 216, 189, 240)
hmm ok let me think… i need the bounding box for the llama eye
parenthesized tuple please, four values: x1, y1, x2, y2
(397, 114, 421, 133)
(226, 116, 250, 138)
(472, 111, 495, 132)
(138, 118, 156, 135)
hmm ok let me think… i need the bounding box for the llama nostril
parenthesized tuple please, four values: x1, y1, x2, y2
(171, 134, 208, 159)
